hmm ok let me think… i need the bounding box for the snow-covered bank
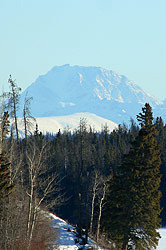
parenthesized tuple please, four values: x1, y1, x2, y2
(50, 214, 166, 250)
(50, 213, 101, 250)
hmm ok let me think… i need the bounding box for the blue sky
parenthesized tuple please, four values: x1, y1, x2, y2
(0, 0, 166, 100)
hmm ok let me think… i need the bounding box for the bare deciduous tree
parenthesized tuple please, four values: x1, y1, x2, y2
(22, 92, 36, 139)
(7, 75, 21, 140)
(96, 175, 109, 241)
(25, 135, 61, 250)
(89, 170, 101, 234)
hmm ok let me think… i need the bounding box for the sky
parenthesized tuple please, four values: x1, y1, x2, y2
(0, 0, 166, 100)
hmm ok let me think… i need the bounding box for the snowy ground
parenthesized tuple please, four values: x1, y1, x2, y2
(157, 228, 166, 250)
(50, 213, 101, 250)
(50, 213, 166, 250)
(51, 214, 166, 250)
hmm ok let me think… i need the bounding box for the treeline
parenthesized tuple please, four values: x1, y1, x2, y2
(41, 112, 166, 247)
(40, 105, 165, 249)
(1, 76, 166, 249)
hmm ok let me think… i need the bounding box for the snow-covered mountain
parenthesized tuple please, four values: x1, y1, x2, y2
(18, 64, 164, 124)
(17, 112, 117, 136)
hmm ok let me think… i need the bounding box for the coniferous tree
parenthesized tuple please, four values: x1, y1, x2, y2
(0, 111, 14, 249)
(155, 117, 166, 226)
(0, 111, 12, 196)
(104, 103, 161, 250)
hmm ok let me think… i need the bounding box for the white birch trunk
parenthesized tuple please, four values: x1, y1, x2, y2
(96, 182, 107, 241)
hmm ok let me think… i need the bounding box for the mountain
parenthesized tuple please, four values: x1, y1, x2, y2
(17, 112, 117, 136)
(18, 64, 163, 124)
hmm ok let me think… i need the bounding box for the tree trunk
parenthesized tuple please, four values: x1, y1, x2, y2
(27, 168, 34, 239)
(122, 240, 128, 250)
(13, 102, 19, 140)
(24, 110, 27, 139)
(96, 182, 106, 241)
(90, 171, 99, 234)
(121, 232, 129, 250)
(27, 202, 37, 250)
(90, 183, 96, 234)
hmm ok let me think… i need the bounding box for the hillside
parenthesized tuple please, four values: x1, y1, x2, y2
(51, 214, 101, 250)
(17, 112, 117, 136)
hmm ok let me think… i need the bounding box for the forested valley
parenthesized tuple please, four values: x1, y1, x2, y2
(0, 77, 166, 250)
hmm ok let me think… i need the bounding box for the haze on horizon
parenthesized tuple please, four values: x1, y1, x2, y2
(0, 0, 166, 101)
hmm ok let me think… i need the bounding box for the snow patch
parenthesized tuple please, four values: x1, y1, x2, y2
(78, 73, 83, 84)
(115, 95, 124, 103)
(60, 102, 76, 108)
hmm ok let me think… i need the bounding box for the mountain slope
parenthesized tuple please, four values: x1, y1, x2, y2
(18, 64, 163, 124)
(17, 112, 117, 135)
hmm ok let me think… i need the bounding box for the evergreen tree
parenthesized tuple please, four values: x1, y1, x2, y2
(0, 112, 14, 249)
(155, 117, 166, 226)
(0, 154, 12, 198)
(0, 111, 12, 197)
(104, 103, 161, 250)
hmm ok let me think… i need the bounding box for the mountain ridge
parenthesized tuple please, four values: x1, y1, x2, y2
(18, 64, 165, 124)
(17, 112, 118, 136)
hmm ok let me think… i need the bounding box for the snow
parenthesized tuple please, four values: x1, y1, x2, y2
(157, 228, 166, 250)
(50, 213, 101, 250)
(51, 215, 78, 250)
(17, 112, 117, 135)
(50, 213, 166, 250)
(60, 102, 76, 108)
(78, 73, 83, 84)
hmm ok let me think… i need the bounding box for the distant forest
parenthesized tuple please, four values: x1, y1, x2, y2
(0, 76, 165, 250)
